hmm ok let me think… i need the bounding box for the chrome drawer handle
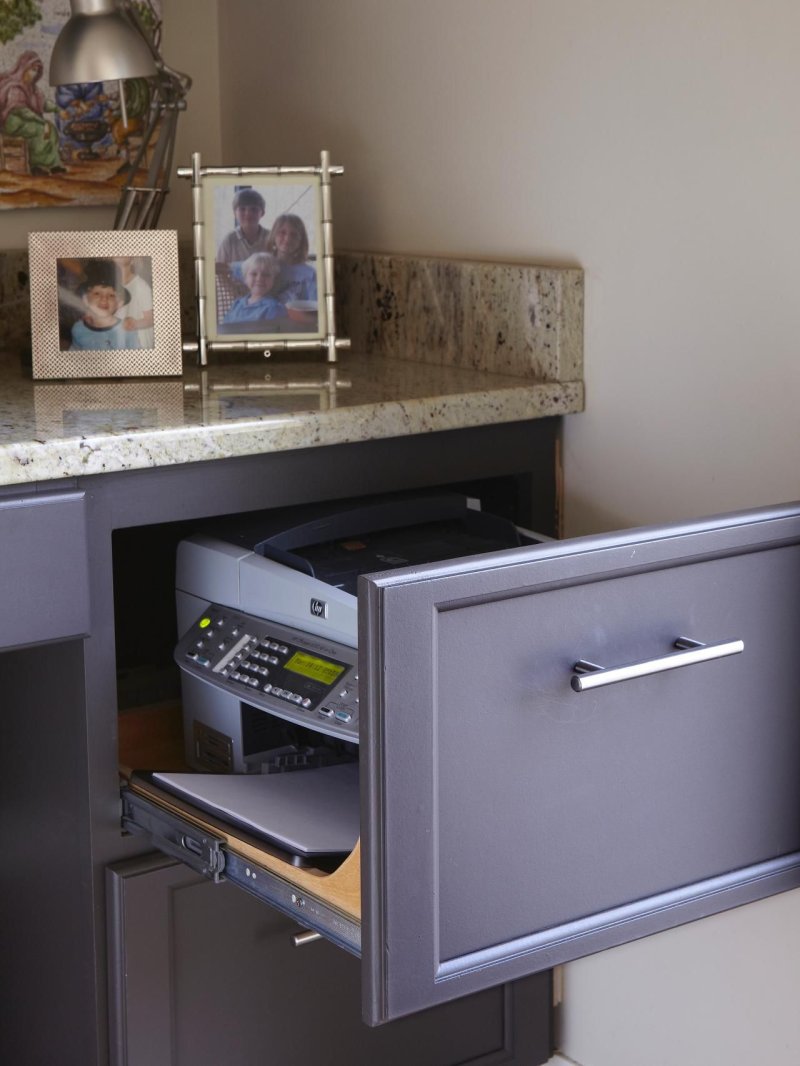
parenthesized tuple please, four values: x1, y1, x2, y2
(571, 637, 744, 692)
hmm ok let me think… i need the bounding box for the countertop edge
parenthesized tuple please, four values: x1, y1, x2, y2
(0, 379, 584, 488)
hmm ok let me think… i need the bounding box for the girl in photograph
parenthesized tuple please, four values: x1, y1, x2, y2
(266, 213, 318, 304)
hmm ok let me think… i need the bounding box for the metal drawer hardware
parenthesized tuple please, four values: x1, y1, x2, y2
(121, 788, 226, 880)
(293, 929, 323, 947)
(571, 636, 744, 692)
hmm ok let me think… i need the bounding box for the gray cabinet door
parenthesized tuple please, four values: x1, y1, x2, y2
(359, 501, 800, 1023)
(107, 853, 553, 1066)
(0, 490, 89, 650)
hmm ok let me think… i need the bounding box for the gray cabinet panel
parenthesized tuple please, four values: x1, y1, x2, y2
(360, 502, 800, 1023)
(0, 640, 95, 1066)
(107, 853, 553, 1066)
(0, 490, 89, 650)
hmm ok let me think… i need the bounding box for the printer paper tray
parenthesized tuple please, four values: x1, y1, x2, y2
(121, 780, 362, 956)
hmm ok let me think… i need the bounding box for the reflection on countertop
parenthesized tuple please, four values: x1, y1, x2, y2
(0, 349, 583, 488)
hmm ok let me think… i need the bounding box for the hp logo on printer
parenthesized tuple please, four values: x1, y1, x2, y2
(310, 598, 328, 619)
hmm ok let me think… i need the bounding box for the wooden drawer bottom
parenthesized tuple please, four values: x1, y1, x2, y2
(118, 703, 361, 949)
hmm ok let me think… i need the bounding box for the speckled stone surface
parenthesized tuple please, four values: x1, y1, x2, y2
(0, 248, 33, 352)
(334, 252, 583, 380)
(2, 245, 582, 378)
(0, 246, 583, 488)
(0, 350, 583, 487)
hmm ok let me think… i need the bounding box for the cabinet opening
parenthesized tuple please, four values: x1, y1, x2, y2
(111, 476, 537, 932)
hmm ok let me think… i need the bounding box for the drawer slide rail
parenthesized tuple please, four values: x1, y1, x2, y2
(122, 788, 226, 880)
(120, 787, 361, 956)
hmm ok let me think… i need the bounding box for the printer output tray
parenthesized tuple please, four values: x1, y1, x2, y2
(138, 763, 359, 861)
(122, 776, 362, 955)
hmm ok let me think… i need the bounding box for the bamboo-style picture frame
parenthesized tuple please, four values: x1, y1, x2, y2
(178, 151, 350, 365)
(28, 229, 183, 380)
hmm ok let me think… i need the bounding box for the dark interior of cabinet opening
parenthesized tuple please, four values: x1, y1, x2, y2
(111, 474, 532, 713)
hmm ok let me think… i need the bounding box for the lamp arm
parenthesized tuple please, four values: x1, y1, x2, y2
(109, 0, 192, 228)
(120, 0, 192, 98)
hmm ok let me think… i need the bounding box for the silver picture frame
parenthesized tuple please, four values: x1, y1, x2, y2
(28, 229, 183, 380)
(178, 151, 350, 365)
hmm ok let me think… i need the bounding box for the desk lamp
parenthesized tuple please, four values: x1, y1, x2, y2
(49, 0, 191, 229)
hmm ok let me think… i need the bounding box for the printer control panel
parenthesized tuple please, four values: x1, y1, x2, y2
(176, 604, 359, 744)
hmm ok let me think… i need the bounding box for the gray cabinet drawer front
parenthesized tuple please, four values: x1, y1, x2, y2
(436, 546, 797, 959)
(360, 502, 800, 1022)
(0, 492, 89, 650)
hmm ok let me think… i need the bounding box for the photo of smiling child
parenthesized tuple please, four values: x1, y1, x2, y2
(208, 177, 323, 339)
(58, 258, 145, 352)
(219, 252, 283, 333)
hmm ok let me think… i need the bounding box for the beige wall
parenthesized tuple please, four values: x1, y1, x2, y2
(0, 0, 221, 249)
(158, 0, 222, 233)
(220, 0, 800, 535)
(217, 2, 800, 1063)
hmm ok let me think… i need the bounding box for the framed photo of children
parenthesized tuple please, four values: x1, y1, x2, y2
(203, 173, 324, 342)
(178, 152, 350, 364)
(28, 230, 183, 380)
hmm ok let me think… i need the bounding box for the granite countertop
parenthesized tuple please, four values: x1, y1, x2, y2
(0, 250, 584, 489)
(0, 350, 584, 488)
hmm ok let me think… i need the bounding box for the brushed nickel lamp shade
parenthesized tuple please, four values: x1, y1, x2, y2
(49, 0, 191, 229)
(49, 0, 157, 85)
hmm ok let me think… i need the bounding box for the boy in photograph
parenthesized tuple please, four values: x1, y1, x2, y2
(216, 187, 271, 268)
(220, 252, 284, 331)
(70, 260, 143, 351)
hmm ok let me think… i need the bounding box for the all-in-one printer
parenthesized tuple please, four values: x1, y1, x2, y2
(155, 492, 536, 864)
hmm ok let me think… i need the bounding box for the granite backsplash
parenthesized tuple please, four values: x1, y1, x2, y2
(1, 246, 582, 382)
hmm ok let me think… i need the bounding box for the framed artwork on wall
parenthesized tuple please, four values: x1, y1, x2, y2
(0, 1, 167, 212)
(28, 228, 183, 379)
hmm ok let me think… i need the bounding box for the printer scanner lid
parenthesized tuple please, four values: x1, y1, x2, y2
(195, 491, 526, 597)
